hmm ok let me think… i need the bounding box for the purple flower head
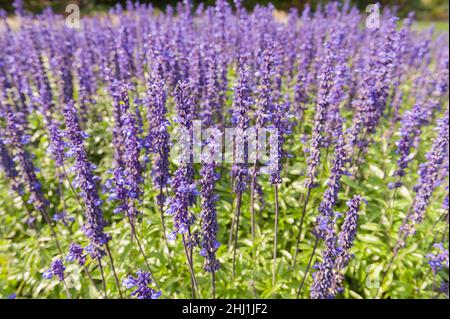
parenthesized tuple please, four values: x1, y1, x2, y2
(310, 231, 337, 299)
(201, 44, 221, 128)
(144, 75, 171, 204)
(66, 243, 87, 267)
(200, 127, 222, 273)
(0, 134, 22, 194)
(268, 97, 290, 185)
(166, 81, 196, 238)
(332, 195, 363, 293)
(426, 243, 449, 274)
(394, 89, 431, 184)
(231, 65, 252, 194)
(314, 129, 349, 240)
(43, 259, 65, 282)
(401, 110, 449, 240)
(305, 40, 336, 189)
(5, 106, 48, 211)
(122, 270, 161, 299)
(63, 101, 110, 255)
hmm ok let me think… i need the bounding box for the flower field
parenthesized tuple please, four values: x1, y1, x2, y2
(0, 0, 448, 299)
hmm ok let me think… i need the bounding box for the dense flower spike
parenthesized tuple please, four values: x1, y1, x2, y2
(0, 133, 21, 194)
(166, 81, 196, 239)
(63, 101, 110, 256)
(310, 230, 337, 299)
(305, 40, 335, 189)
(268, 99, 290, 184)
(5, 106, 48, 212)
(400, 110, 449, 241)
(394, 103, 424, 183)
(144, 70, 171, 204)
(231, 65, 252, 194)
(311, 195, 363, 299)
(199, 128, 221, 272)
(314, 128, 349, 240)
(333, 195, 364, 294)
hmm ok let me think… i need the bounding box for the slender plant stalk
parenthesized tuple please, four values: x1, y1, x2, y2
(232, 192, 243, 277)
(292, 188, 312, 269)
(41, 207, 63, 256)
(272, 184, 280, 286)
(212, 271, 216, 299)
(62, 280, 72, 299)
(296, 236, 319, 298)
(249, 128, 262, 239)
(83, 266, 101, 293)
(105, 243, 123, 298)
(228, 194, 237, 247)
(158, 185, 169, 249)
(377, 205, 413, 298)
(249, 162, 258, 240)
(182, 234, 199, 298)
(377, 244, 400, 298)
(126, 212, 158, 282)
(97, 257, 108, 299)
(432, 272, 437, 294)
(61, 164, 85, 211)
(57, 172, 73, 234)
(442, 214, 449, 242)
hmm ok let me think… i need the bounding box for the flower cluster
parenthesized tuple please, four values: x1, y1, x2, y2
(66, 243, 87, 267)
(426, 243, 449, 274)
(43, 259, 66, 282)
(123, 270, 161, 299)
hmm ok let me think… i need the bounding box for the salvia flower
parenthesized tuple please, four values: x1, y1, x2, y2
(310, 230, 337, 299)
(268, 98, 290, 185)
(255, 40, 275, 129)
(201, 44, 221, 128)
(166, 81, 196, 239)
(5, 106, 48, 211)
(199, 128, 222, 273)
(305, 41, 335, 189)
(231, 65, 252, 194)
(144, 74, 171, 205)
(107, 81, 145, 230)
(332, 195, 364, 294)
(63, 101, 110, 257)
(0, 133, 22, 194)
(394, 89, 431, 185)
(66, 243, 87, 267)
(43, 259, 66, 281)
(120, 90, 144, 223)
(426, 243, 449, 274)
(314, 128, 349, 240)
(122, 270, 161, 299)
(401, 110, 449, 240)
